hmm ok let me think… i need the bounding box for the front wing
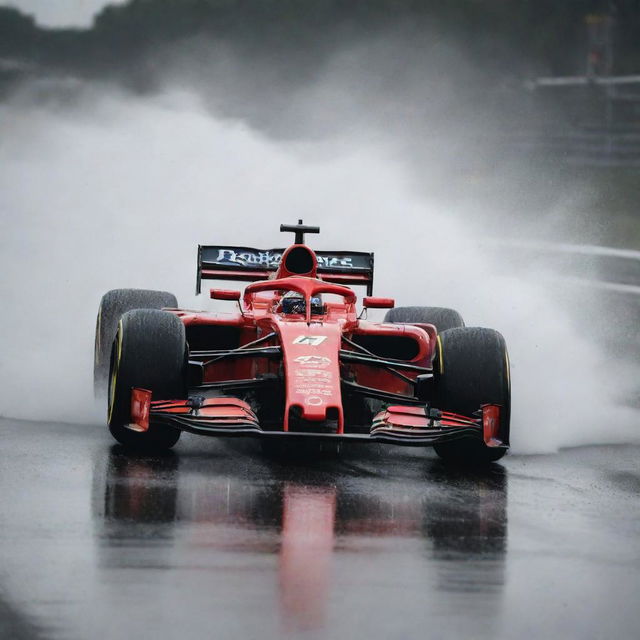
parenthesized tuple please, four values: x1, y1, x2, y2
(129, 389, 507, 449)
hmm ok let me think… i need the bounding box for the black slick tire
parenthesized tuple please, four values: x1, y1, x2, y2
(433, 327, 510, 465)
(384, 306, 465, 332)
(108, 309, 186, 450)
(94, 288, 178, 396)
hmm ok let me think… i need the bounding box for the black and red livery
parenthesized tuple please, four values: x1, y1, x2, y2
(95, 222, 511, 464)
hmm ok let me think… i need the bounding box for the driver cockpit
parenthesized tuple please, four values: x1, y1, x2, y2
(280, 291, 325, 316)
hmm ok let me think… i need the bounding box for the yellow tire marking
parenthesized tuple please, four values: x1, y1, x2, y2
(107, 319, 124, 424)
(505, 348, 511, 391)
(95, 307, 102, 362)
(436, 334, 444, 375)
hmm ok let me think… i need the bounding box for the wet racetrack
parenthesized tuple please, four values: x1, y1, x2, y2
(1, 418, 639, 640)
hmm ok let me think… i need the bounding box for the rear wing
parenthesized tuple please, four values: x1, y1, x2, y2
(197, 246, 375, 295)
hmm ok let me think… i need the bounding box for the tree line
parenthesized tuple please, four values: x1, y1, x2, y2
(1, 0, 639, 78)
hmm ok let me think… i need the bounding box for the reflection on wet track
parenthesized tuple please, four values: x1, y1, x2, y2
(93, 443, 507, 635)
(1, 419, 639, 640)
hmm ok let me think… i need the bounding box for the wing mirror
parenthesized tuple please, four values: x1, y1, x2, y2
(363, 297, 395, 309)
(210, 288, 241, 301)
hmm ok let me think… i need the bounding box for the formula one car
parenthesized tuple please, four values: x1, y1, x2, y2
(94, 221, 510, 464)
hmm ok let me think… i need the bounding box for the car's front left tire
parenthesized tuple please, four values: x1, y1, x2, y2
(433, 327, 511, 465)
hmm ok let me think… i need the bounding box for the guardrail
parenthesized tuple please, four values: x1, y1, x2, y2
(523, 73, 640, 167)
(509, 130, 640, 167)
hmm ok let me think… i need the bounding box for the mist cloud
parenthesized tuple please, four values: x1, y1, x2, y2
(1, 54, 637, 453)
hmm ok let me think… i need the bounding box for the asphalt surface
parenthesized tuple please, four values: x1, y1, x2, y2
(1, 418, 639, 640)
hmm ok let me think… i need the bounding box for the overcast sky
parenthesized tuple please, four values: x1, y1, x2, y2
(2, 1, 126, 28)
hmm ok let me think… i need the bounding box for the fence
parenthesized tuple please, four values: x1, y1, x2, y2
(523, 74, 640, 167)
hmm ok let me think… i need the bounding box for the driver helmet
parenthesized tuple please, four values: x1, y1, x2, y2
(281, 291, 324, 315)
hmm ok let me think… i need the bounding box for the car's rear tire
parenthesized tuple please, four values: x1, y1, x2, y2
(94, 288, 178, 396)
(108, 309, 186, 450)
(384, 306, 465, 333)
(433, 327, 510, 465)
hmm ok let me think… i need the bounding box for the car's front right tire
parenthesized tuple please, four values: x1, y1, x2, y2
(108, 309, 186, 450)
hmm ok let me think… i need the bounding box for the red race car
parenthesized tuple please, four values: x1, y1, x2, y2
(94, 221, 510, 464)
